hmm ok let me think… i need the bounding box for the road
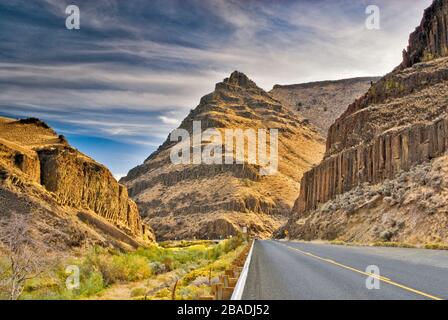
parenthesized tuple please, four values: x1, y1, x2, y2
(242, 240, 448, 300)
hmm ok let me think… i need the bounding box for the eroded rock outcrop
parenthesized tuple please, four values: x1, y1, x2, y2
(400, 0, 448, 69)
(121, 71, 325, 240)
(0, 117, 154, 251)
(296, 116, 448, 214)
(38, 147, 147, 238)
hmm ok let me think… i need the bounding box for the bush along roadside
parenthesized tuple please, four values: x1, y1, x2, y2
(170, 239, 253, 300)
(13, 234, 248, 300)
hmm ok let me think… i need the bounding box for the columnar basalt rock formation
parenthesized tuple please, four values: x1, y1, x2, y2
(295, 117, 448, 214)
(293, 0, 448, 218)
(0, 117, 154, 251)
(283, 0, 448, 244)
(121, 71, 325, 240)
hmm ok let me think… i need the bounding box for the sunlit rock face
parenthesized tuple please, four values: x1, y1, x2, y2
(281, 0, 448, 245)
(0, 117, 154, 253)
(121, 71, 325, 241)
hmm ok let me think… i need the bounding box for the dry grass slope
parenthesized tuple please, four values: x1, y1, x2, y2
(121, 72, 325, 240)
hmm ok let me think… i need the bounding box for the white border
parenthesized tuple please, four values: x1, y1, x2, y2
(231, 240, 255, 300)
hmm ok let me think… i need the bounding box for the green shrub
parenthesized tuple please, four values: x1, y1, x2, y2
(178, 284, 211, 300)
(149, 261, 166, 274)
(130, 287, 148, 298)
(79, 271, 105, 297)
(115, 254, 152, 281)
(208, 234, 245, 260)
(181, 269, 210, 286)
(15, 236, 247, 300)
(372, 242, 415, 248)
(424, 243, 448, 250)
(159, 240, 213, 249)
(153, 288, 171, 300)
(329, 240, 346, 246)
(83, 250, 152, 285)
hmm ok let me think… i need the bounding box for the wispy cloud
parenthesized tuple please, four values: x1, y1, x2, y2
(159, 116, 180, 125)
(0, 0, 433, 175)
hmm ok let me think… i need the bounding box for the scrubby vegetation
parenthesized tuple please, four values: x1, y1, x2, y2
(371, 242, 416, 248)
(308, 156, 448, 245)
(317, 161, 445, 218)
(424, 243, 448, 250)
(6, 234, 247, 300)
(153, 243, 248, 300)
(327, 239, 448, 251)
(158, 240, 214, 249)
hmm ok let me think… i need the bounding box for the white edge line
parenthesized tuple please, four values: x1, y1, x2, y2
(231, 239, 255, 300)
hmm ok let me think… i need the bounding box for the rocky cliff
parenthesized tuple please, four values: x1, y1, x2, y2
(270, 77, 379, 136)
(282, 0, 448, 244)
(121, 71, 325, 240)
(297, 57, 448, 214)
(0, 117, 154, 252)
(400, 0, 448, 69)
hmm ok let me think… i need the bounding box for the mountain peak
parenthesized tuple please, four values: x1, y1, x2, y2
(216, 71, 259, 90)
(122, 71, 325, 241)
(227, 70, 251, 85)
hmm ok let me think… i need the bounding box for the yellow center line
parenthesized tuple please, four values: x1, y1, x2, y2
(277, 242, 443, 300)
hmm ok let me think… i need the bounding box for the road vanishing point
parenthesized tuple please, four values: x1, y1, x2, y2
(242, 240, 448, 300)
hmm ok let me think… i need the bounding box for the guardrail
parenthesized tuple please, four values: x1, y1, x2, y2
(198, 239, 255, 300)
(231, 239, 255, 300)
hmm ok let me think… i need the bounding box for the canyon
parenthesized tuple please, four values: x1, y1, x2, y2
(2, 0, 447, 251)
(281, 0, 448, 244)
(121, 71, 326, 240)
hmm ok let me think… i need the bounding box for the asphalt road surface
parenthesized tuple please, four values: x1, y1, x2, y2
(242, 240, 448, 300)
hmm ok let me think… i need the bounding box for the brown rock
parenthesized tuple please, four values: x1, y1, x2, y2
(270, 77, 379, 136)
(400, 0, 448, 69)
(121, 71, 325, 240)
(0, 117, 155, 252)
(284, 1, 448, 245)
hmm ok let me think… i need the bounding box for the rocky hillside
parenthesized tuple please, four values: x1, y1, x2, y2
(0, 117, 155, 253)
(121, 71, 325, 240)
(270, 77, 379, 136)
(281, 0, 448, 245)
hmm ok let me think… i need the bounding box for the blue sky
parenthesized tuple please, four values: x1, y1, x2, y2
(0, 0, 432, 178)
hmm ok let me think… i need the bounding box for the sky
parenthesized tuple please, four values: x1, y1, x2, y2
(0, 0, 433, 178)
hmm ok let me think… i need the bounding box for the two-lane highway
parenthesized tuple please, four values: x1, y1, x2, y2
(242, 240, 448, 300)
